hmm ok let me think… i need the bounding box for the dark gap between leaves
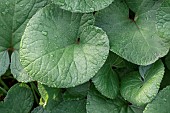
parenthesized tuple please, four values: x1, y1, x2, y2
(76, 38, 80, 44)
(129, 8, 136, 21)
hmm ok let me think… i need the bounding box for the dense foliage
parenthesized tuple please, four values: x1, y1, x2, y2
(0, 0, 170, 113)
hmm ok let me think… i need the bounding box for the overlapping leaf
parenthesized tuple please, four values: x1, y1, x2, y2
(156, 0, 170, 46)
(20, 4, 109, 88)
(95, 0, 169, 65)
(92, 51, 119, 99)
(86, 87, 144, 113)
(52, 0, 114, 13)
(0, 83, 34, 113)
(0, 0, 50, 81)
(144, 86, 170, 113)
(120, 60, 164, 106)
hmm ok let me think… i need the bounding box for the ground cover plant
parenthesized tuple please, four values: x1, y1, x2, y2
(0, 0, 170, 113)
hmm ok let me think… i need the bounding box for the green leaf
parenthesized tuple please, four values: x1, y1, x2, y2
(126, 0, 164, 14)
(0, 51, 9, 76)
(52, 0, 114, 13)
(156, 0, 170, 45)
(0, 0, 50, 76)
(20, 4, 109, 88)
(86, 87, 144, 113)
(144, 86, 170, 113)
(51, 99, 86, 113)
(10, 51, 33, 82)
(31, 106, 49, 113)
(0, 83, 34, 113)
(63, 82, 90, 100)
(92, 51, 119, 99)
(95, 0, 169, 65)
(120, 60, 164, 106)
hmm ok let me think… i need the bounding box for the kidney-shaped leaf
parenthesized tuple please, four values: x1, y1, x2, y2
(95, 0, 169, 65)
(0, 83, 34, 113)
(20, 4, 109, 88)
(120, 60, 164, 106)
(52, 0, 114, 13)
(144, 86, 170, 113)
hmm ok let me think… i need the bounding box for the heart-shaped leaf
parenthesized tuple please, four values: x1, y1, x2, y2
(52, 0, 114, 13)
(92, 51, 119, 99)
(20, 4, 109, 88)
(0, 0, 50, 79)
(120, 60, 164, 106)
(0, 83, 34, 113)
(144, 85, 170, 113)
(95, 0, 169, 65)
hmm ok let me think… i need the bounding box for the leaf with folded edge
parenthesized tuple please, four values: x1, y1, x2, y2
(92, 51, 119, 99)
(120, 60, 164, 106)
(20, 4, 109, 88)
(0, 0, 50, 80)
(52, 0, 115, 13)
(95, 0, 169, 65)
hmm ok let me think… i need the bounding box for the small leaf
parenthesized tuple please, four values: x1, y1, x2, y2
(144, 86, 170, 113)
(95, 0, 169, 65)
(20, 4, 109, 88)
(10, 51, 33, 82)
(52, 0, 114, 13)
(0, 51, 9, 76)
(0, 83, 34, 113)
(92, 51, 119, 99)
(120, 60, 164, 106)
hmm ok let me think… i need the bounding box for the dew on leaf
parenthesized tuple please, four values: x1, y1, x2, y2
(42, 31, 48, 36)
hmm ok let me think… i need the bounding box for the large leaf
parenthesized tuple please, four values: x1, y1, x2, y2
(0, 0, 50, 79)
(156, 0, 170, 45)
(0, 83, 34, 113)
(86, 87, 144, 113)
(120, 60, 164, 106)
(92, 51, 119, 99)
(52, 0, 114, 13)
(95, 0, 169, 65)
(20, 4, 109, 88)
(144, 86, 170, 113)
